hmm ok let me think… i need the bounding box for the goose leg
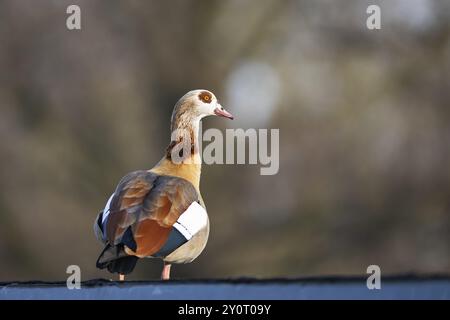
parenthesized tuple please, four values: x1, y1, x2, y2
(161, 262, 171, 280)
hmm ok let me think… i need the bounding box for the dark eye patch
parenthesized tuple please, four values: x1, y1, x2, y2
(199, 91, 212, 104)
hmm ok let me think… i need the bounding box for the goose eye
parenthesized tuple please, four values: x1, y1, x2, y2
(199, 91, 212, 104)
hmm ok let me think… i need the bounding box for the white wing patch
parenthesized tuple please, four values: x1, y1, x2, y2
(102, 194, 114, 224)
(173, 202, 208, 240)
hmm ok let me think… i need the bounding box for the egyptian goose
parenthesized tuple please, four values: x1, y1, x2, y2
(94, 90, 233, 280)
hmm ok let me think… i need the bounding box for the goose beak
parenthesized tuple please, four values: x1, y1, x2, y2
(214, 105, 234, 120)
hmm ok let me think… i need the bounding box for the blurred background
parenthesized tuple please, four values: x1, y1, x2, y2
(0, 0, 449, 281)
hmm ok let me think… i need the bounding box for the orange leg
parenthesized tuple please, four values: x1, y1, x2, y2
(161, 262, 171, 280)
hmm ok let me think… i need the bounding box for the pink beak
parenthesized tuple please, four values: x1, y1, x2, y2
(214, 105, 234, 120)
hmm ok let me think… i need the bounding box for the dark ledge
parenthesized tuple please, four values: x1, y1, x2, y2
(1, 274, 450, 300)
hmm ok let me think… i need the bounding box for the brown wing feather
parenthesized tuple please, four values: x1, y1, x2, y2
(105, 170, 199, 257)
(133, 220, 171, 257)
